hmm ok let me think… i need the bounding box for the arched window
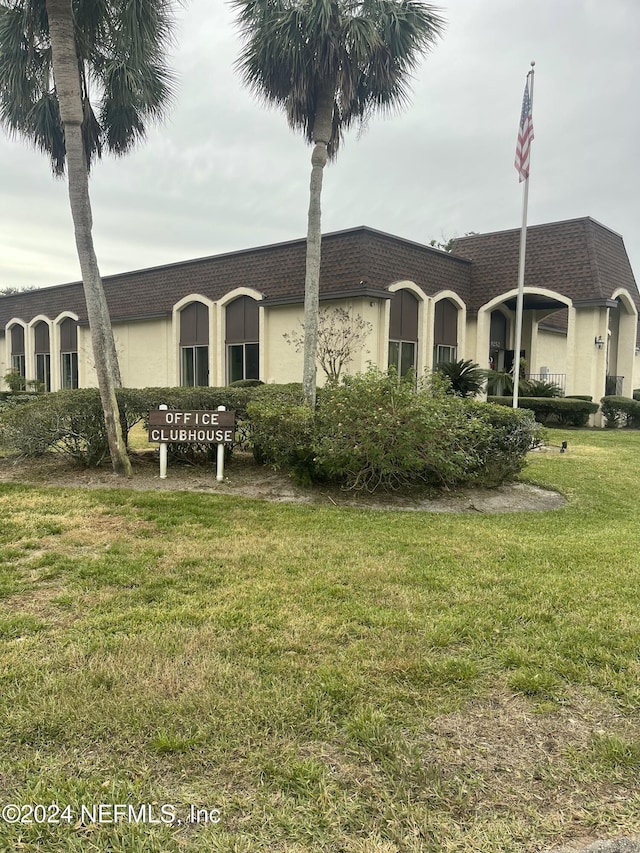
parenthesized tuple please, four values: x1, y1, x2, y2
(226, 296, 259, 383)
(34, 321, 51, 392)
(60, 317, 79, 389)
(433, 299, 458, 365)
(388, 290, 418, 377)
(10, 325, 25, 380)
(180, 302, 209, 387)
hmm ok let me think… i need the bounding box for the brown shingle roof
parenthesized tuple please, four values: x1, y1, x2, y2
(451, 217, 640, 312)
(0, 227, 472, 326)
(1, 219, 636, 330)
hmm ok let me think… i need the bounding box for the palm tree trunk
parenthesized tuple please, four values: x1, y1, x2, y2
(46, 0, 131, 477)
(302, 87, 334, 408)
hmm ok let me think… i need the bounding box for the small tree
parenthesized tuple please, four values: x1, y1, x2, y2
(3, 369, 26, 393)
(284, 307, 373, 383)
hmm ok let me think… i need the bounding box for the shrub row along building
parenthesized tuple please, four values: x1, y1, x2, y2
(1, 216, 638, 402)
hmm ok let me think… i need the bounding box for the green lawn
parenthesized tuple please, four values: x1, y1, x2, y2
(1, 429, 640, 852)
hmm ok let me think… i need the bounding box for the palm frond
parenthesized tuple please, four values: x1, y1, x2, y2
(232, 0, 445, 158)
(0, 0, 176, 173)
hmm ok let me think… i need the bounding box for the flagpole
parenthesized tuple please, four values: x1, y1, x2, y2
(512, 61, 535, 409)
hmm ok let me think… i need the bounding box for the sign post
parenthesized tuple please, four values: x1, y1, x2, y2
(216, 405, 226, 482)
(148, 407, 236, 480)
(159, 404, 168, 479)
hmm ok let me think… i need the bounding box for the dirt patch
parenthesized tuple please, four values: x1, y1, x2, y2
(430, 689, 640, 852)
(0, 451, 567, 513)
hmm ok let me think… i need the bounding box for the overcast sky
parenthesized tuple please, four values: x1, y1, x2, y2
(1, 0, 638, 292)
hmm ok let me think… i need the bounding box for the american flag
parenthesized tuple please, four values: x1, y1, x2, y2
(515, 77, 534, 182)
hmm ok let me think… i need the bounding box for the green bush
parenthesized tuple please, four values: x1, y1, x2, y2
(523, 379, 563, 397)
(434, 359, 485, 398)
(0, 384, 306, 467)
(3, 369, 26, 393)
(315, 371, 461, 489)
(247, 399, 315, 482)
(488, 396, 598, 427)
(462, 402, 542, 486)
(317, 371, 540, 490)
(0, 389, 108, 465)
(250, 369, 539, 492)
(600, 396, 640, 429)
(229, 378, 264, 388)
(0, 392, 39, 414)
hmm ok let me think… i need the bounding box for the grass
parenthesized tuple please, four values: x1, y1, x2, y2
(1, 428, 640, 851)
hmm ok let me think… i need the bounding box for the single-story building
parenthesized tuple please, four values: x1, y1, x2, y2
(1, 215, 638, 402)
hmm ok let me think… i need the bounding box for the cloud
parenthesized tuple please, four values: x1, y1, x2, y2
(1, 0, 639, 290)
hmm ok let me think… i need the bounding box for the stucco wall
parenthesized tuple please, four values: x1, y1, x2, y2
(535, 330, 567, 376)
(263, 299, 383, 386)
(262, 304, 303, 385)
(114, 319, 171, 388)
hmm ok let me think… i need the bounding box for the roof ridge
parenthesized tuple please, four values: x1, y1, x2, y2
(453, 215, 623, 245)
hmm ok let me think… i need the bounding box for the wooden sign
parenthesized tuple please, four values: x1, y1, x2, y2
(148, 410, 235, 444)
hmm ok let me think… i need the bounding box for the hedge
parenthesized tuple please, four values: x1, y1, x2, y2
(600, 395, 640, 428)
(488, 396, 599, 427)
(0, 392, 39, 414)
(0, 384, 304, 466)
(0, 380, 542, 490)
(250, 369, 541, 491)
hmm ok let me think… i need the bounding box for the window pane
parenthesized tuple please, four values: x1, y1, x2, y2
(245, 343, 259, 380)
(228, 345, 244, 384)
(434, 345, 457, 366)
(36, 353, 51, 391)
(181, 347, 195, 387)
(388, 341, 400, 373)
(11, 354, 25, 377)
(400, 342, 415, 377)
(11, 326, 25, 356)
(62, 354, 71, 389)
(195, 346, 209, 387)
(62, 353, 79, 389)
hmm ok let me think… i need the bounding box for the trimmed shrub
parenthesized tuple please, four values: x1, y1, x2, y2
(462, 402, 542, 486)
(0, 384, 306, 466)
(0, 389, 108, 465)
(0, 392, 39, 414)
(633, 390, 640, 402)
(488, 396, 598, 427)
(248, 369, 539, 492)
(229, 378, 264, 388)
(314, 371, 539, 490)
(600, 396, 640, 429)
(247, 399, 315, 481)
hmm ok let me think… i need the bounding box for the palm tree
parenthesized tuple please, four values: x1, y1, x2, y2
(0, 0, 175, 476)
(233, 0, 444, 407)
(436, 358, 485, 398)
